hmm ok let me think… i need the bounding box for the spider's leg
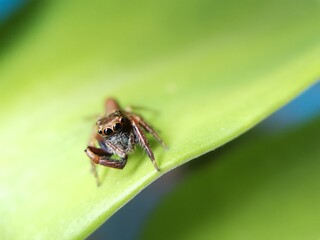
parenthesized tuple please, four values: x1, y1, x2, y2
(104, 141, 127, 159)
(87, 130, 100, 185)
(96, 134, 111, 153)
(86, 131, 118, 185)
(85, 146, 127, 186)
(129, 117, 160, 171)
(131, 114, 168, 149)
(86, 133, 108, 185)
(99, 156, 127, 169)
(85, 146, 127, 169)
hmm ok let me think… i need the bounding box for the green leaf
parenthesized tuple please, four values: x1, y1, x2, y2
(142, 117, 320, 240)
(0, 0, 319, 239)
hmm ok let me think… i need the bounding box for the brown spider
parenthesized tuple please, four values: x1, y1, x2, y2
(85, 98, 167, 185)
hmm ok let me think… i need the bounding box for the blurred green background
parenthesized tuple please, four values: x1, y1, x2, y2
(0, 0, 319, 239)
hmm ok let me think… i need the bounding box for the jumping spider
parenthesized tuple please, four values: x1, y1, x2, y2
(85, 98, 167, 185)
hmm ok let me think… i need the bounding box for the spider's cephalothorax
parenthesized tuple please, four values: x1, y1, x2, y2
(96, 111, 135, 155)
(85, 98, 167, 186)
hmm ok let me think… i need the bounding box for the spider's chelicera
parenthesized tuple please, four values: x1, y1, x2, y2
(85, 98, 167, 185)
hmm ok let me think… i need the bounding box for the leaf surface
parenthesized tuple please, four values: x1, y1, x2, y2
(142, 117, 320, 240)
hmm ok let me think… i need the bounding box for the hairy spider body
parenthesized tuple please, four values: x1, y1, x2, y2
(97, 111, 134, 155)
(85, 98, 167, 185)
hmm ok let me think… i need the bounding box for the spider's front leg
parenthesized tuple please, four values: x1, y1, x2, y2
(85, 132, 128, 185)
(130, 113, 168, 149)
(85, 146, 128, 186)
(128, 116, 160, 171)
(85, 146, 128, 169)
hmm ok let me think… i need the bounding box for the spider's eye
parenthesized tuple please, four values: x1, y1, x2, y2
(98, 129, 102, 134)
(104, 128, 113, 136)
(120, 117, 125, 123)
(113, 122, 122, 131)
